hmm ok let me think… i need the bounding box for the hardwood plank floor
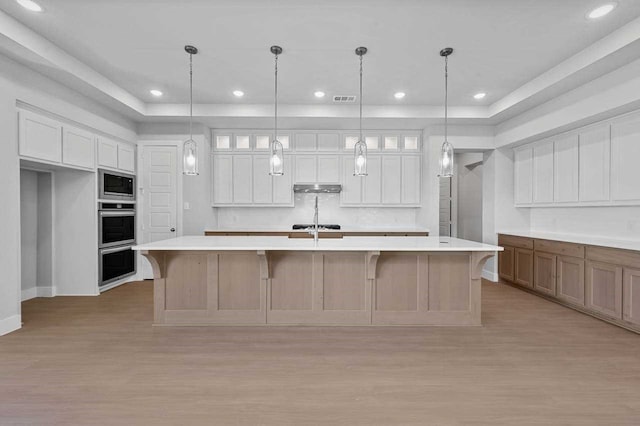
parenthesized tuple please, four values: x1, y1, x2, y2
(1, 280, 640, 425)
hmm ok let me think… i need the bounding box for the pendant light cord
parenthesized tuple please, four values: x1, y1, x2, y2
(274, 52, 279, 146)
(189, 51, 193, 141)
(444, 55, 448, 143)
(359, 53, 363, 142)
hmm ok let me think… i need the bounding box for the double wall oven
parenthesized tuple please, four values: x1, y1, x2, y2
(98, 169, 137, 287)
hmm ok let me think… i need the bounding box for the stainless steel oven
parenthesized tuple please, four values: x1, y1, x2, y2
(99, 169, 136, 201)
(99, 244, 136, 286)
(98, 203, 135, 248)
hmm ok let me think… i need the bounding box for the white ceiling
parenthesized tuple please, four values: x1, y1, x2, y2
(2, 0, 640, 127)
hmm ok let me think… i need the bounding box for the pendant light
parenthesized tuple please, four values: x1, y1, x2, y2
(354, 46, 368, 176)
(183, 45, 199, 176)
(270, 45, 284, 176)
(438, 47, 454, 177)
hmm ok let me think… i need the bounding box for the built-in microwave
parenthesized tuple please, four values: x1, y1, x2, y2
(99, 169, 136, 201)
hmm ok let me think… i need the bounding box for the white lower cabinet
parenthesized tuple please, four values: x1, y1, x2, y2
(62, 125, 95, 169)
(18, 110, 62, 164)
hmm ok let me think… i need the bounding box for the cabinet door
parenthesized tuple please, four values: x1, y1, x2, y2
(514, 146, 533, 205)
(381, 156, 402, 204)
(586, 261, 622, 319)
(317, 155, 340, 183)
(557, 256, 585, 306)
(341, 158, 362, 205)
(97, 137, 119, 169)
(611, 118, 640, 201)
(623, 268, 640, 327)
(362, 156, 382, 204)
(212, 155, 233, 204)
(294, 155, 317, 183)
(232, 155, 253, 204)
(62, 126, 95, 169)
(118, 143, 135, 172)
(498, 246, 515, 282)
(533, 252, 556, 296)
(554, 134, 579, 202)
(514, 248, 534, 288)
(273, 156, 293, 205)
(18, 110, 62, 163)
(252, 156, 273, 204)
(402, 155, 421, 205)
(579, 125, 610, 202)
(532, 141, 554, 203)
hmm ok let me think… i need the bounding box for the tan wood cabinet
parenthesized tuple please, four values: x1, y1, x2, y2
(557, 256, 585, 306)
(533, 252, 556, 296)
(585, 261, 622, 319)
(514, 248, 533, 288)
(623, 268, 640, 327)
(498, 246, 515, 282)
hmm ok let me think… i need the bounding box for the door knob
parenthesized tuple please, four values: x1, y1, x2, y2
(170, 228, 176, 232)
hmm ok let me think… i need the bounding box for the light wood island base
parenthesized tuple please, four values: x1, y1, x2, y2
(141, 249, 495, 326)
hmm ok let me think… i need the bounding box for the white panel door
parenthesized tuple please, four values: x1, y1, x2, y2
(514, 146, 533, 205)
(213, 155, 233, 204)
(142, 145, 178, 278)
(252, 156, 273, 204)
(273, 156, 293, 205)
(402, 155, 421, 205)
(362, 156, 382, 204)
(232, 155, 253, 204)
(294, 155, 317, 183)
(381, 156, 402, 204)
(317, 155, 340, 183)
(532, 140, 554, 203)
(118, 143, 136, 172)
(18, 110, 62, 163)
(554, 134, 579, 202)
(579, 125, 610, 202)
(62, 125, 95, 169)
(611, 118, 640, 201)
(341, 158, 362, 205)
(97, 137, 119, 169)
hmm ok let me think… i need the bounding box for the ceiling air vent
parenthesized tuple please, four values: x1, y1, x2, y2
(333, 95, 357, 103)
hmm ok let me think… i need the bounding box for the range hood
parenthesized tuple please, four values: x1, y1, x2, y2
(293, 184, 342, 194)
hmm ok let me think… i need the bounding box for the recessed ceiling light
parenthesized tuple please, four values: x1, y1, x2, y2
(394, 92, 406, 99)
(587, 3, 617, 19)
(16, 0, 43, 12)
(473, 92, 486, 100)
(314, 91, 325, 98)
(233, 90, 244, 97)
(149, 89, 163, 97)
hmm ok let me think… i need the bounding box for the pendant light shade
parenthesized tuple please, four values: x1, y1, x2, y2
(183, 45, 199, 176)
(354, 46, 368, 176)
(439, 47, 454, 178)
(270, 45, 284, 176)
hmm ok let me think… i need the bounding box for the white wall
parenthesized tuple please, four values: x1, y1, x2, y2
(20, 170, 38, 293)
(0, 53, 136, 335)
(455, 153, 483, 242)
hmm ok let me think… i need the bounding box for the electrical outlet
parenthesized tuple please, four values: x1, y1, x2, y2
(184, 202, 190, 210)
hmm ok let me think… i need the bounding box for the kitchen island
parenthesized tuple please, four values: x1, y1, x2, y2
(134, 236, 502, 326)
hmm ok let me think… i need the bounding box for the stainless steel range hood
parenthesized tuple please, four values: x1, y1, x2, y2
(293, 184, 342, 194)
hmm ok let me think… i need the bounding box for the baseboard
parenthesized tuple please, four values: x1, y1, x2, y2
(0, 314, 21, 336)
(482, 269, 499, 282)
(21, 286, 56, 301)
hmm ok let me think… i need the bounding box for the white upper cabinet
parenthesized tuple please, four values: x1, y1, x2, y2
(341, 159, 363, 205)
(294, 156, 317, 183)
(18, 110, 62, 164)
(272, 157, 293, 205)
(97, 137, 119, 169)
(317, 133, 340, 151)
(611, 117, 640, 201)
(579, 125, 610, 202)
(117, 143, 135, 172)
(532, 140, 554, 203)
(295, 133, 316, 151)
(232, 155, 253, 204)
(212, 155, 233, 205)
(362, 156, 382, 204)
(252, 156, 273, 204)
(317, 156, 340, 183)
(553, 134, 579, 203)
(294, 155, 340, 183)
(381, 156, 402, 204)
(514, 146, 533, 205)
(62, 125, 95, 170)
(401, 155, 421, 205)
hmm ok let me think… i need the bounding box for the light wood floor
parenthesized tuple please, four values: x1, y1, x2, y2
(2, 280, 640, 425)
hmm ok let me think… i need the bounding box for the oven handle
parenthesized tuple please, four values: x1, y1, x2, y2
(99, 210, 136, 217)
(100, 245, 134, 255)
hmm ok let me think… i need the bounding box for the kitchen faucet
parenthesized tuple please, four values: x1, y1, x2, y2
(308, 195, 319, 244)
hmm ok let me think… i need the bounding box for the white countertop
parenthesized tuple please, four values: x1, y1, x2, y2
(204, 227, 430, 233)
(134, 236, 502, 252)
(499, 230, 640, 252)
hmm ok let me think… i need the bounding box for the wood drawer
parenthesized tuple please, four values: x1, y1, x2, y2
(498, 234, 534, 250)
(586, 245, 640, 269)
(534, 239, 584, 258)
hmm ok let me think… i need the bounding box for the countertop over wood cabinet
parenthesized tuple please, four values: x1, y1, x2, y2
(204, 228, 430, 238)
(498, 231, 640, 334)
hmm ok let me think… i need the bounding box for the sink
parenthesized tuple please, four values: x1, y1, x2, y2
(292, 224, 341, 230)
